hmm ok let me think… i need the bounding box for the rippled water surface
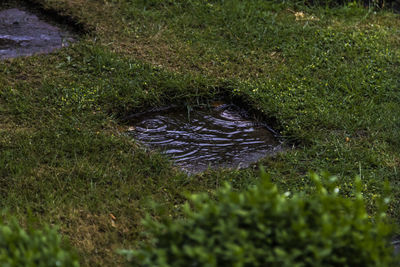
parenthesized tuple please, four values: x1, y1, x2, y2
(0, 8, 73, 59)
(127, 104, 281, 173)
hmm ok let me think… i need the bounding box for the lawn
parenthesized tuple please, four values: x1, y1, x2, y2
(1, 0, 400, 265)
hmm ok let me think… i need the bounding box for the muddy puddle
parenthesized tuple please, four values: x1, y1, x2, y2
(127, 104, 282, 173)
(0, 8, 74, 59)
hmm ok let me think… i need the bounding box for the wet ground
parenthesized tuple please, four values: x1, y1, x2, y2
(127, 104, 282, 173)
(0, 8, 74, 59)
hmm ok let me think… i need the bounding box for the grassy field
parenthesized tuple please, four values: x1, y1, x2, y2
(1, 0, 400, 265)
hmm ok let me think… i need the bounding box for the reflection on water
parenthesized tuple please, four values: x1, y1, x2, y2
(0, 8, 74, 59)
(127, 104, 282, 173)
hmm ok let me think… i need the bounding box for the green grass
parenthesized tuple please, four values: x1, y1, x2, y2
(1, 0, 400, 265)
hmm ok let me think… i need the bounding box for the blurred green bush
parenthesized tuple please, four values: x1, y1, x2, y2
(122, 171, 395, 266)
(0, 218, 79, 267)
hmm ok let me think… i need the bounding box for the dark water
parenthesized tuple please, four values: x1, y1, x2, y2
(127, 104, 282, 173)
(0, 8, 73, 59)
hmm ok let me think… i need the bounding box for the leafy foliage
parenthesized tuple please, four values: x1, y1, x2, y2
(0, 218, 79, 267)
(122, 172, 395, 266)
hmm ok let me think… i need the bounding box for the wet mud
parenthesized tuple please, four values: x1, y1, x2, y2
(0, 8, 74, 59)
(127, 104, 282, 173)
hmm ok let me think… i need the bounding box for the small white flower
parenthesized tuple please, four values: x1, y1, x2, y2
(334, 187, 339, 194)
